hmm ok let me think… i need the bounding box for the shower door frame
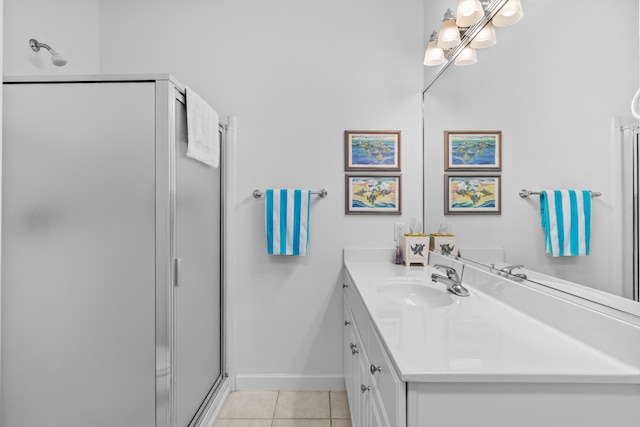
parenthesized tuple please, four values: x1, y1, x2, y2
(155, 78, 227, 427)
(634, 127, 640, 302)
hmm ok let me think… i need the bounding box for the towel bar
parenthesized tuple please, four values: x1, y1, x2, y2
(253, 189, 328, 199)
(519, 189, 601, 199)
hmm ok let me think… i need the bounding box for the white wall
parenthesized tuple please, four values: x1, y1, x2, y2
(3, 0, 99, 75)
(424, 0, 638, 295)
(97, 0, 424, 390)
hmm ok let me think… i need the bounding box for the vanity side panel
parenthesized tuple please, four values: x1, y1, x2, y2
(408, 382, 640, 427)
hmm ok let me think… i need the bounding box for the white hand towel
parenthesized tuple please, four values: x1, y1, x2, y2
(540, 190, 591, 257)
(265, 189, 311, 256)
(185, 87, 220, 167)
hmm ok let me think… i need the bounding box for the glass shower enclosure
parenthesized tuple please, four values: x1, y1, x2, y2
(1, 75, 225, 427)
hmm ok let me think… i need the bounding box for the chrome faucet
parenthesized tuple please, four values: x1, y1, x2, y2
(431, 264, 470, 297)
(497, 264, 528, 280)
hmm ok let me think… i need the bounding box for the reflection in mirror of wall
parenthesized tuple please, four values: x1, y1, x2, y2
(423, 0, 640, 308)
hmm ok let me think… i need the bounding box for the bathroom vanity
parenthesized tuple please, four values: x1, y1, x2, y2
(342, 248, 640, 427)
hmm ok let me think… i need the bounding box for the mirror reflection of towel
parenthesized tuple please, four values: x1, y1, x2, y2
(265, 189, 311, 256)
(540, 190, 591, 257)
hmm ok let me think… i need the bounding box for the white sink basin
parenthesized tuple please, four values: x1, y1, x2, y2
(378, 279, 453, 308)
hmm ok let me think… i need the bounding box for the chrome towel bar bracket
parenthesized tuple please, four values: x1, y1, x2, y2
(253, 189, 328, 199)
(519, 189, 601, 199)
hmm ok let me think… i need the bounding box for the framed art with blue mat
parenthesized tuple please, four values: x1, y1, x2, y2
(444, 130, 501, 171)
(345, 130, 401, 171)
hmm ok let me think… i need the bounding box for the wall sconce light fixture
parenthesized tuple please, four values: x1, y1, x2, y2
(492, 0, 524, 27)
(424, 0, 523, 67)
(456, 0, 484, 27)
(424, 31, 446, 66)
(470, 21, 497, 49)
(454, 46, 478, 66)
(437, 9, 461, 49)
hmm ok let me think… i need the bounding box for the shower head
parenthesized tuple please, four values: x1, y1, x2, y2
(29, 38, 67, 66)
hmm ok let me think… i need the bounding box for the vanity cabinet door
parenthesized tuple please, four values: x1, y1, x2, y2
(358, 353, 374, 427)
(370, 388, 389, 427)
(344, 284, 401, 427)
(344, 300, 365, 426)
(368, 326, 405, 426)
(343, 303, 356, 415)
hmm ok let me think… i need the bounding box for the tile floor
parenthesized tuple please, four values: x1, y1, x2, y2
(214, 390, 352, 427)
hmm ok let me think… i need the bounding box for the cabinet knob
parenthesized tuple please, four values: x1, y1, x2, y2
(344, 320, 351, 326)
(351, 346, 359, 355)
(370, 364, 382, 375)
(350, 343, 356, 349)
(342, 284, 349, 288)
(360, 384, 370, 393)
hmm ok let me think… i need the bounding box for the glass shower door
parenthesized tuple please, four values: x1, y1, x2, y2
(173, 97, 223, 426)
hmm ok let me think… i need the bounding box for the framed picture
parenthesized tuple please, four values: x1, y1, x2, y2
(345, 175, 401, 214)
(444, 130, 501, 171)
(445, 175, 501, 215)
(345, 130, 401, 171)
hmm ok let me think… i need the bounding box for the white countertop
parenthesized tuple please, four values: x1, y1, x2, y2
(344, 259, 640, 383)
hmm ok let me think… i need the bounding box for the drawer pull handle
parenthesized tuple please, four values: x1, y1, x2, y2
(370, 364, 382, 375)
(360, 384, 370, 393)
(344, 320, 351, 326)
(343, 284, 349, 288)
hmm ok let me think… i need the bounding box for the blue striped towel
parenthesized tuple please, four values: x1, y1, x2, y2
(540, 190, 591, 257)
(265, 189, 311, 256)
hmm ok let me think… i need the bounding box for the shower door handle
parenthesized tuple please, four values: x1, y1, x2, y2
(174, 258, 182, 287)
(631, 88, 640, 120)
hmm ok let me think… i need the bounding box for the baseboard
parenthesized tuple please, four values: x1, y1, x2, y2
(235, 374, 346, 391)
(200, 380, 232, 427)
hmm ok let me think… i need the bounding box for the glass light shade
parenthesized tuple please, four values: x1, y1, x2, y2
(424, 41, 446, 66)
(492, 0, 523, 27)
(454, 47, 477, 66)
(437, 19, 461, 49)
(456, 0, 484, 27)
(470, 21, 497, 49)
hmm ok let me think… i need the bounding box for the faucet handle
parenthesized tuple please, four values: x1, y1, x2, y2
(500, 264, 524, 274)
(433, 264, 460, 282)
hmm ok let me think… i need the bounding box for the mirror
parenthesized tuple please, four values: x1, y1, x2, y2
(423, 0, 640, 313)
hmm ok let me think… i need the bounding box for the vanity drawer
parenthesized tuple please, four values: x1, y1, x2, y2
(368, 324, 405, 426)
(344, 272, 370, 349)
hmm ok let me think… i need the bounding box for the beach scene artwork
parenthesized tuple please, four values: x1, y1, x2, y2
(446, 176, 500, 214)
(346, 131, 400, 170)
(446, 131, 501, 170)
(346, 176, 401, 214)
